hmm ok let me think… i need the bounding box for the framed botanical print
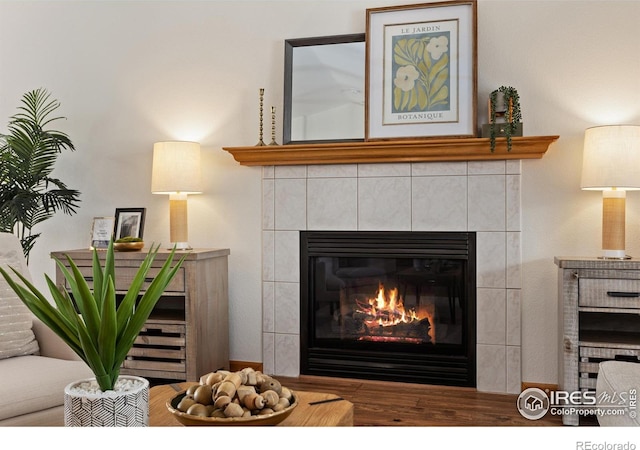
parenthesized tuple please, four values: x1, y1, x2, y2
(365, 1, 477, 140)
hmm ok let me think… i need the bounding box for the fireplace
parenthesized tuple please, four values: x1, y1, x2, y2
(300, 230, 476, 387)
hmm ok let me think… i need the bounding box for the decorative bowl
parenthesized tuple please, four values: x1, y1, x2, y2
(166, 390, 298, 426)
(113, 241, 144, 252)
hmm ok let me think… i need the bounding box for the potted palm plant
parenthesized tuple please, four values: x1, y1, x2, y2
(0, 240, 186, 426)
(0, 88, 81, 263)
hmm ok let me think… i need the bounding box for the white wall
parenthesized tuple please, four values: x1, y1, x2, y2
(2, 0, 640, 385)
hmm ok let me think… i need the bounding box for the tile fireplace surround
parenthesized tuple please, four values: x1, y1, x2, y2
(261, 160, 522, 394)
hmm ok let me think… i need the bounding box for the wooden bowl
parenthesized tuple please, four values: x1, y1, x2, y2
(113, 241, 144, 251)
(166, 390, 298, 426)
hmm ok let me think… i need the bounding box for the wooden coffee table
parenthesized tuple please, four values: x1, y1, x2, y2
(149, 382, 354, 426)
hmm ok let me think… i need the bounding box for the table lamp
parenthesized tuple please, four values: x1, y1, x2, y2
(581, 125, 640, 259)
(151, 141, 202, 250)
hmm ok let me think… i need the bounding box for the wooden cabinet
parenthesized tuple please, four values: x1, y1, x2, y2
(51, 247, 230, 382)
(555, 257, 640, 425)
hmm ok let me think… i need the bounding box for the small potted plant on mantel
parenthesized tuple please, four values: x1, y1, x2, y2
(0, 240, 187, 426)
(482, 85, 523, 153)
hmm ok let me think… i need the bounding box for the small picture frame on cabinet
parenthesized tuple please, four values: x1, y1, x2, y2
(90, 216, 115, 250)
(114, 207, 146, 241)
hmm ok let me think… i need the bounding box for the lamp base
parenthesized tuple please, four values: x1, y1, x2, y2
(598, 255, 632, 260)
(169, 242, 192, 251)
(599, 248, 631, 260)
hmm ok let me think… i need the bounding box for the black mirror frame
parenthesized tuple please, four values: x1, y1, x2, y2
(283, 33, 365, 145)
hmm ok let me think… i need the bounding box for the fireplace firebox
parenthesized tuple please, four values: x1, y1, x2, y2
(300, 231, 476, 387)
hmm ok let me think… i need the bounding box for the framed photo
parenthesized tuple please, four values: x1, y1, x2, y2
(90, 216, 115, 250)
(114, 208, 146, 241)
(365, 0, 477, 140)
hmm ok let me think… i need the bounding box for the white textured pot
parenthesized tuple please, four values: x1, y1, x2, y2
(64, 375, 149, 427)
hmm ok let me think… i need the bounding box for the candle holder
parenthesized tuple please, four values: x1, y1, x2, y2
(256, 88, 266, 146)
(269, 106, 279, 146)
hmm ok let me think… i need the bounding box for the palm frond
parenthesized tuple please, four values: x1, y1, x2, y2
(0, 88, 80, 259)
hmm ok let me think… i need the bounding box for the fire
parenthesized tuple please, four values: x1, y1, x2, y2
(356, 283, 420, 327)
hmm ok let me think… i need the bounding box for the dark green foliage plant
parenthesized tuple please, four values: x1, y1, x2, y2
(489, 86, 522, 152)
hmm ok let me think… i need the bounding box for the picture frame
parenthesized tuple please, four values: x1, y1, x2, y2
(365, 0, 477, 141)
(283, 33, 366, 144)
(90, 216, 115, 250)
(114, 208, 146, 241)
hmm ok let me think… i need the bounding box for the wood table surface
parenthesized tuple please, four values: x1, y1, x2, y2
(149, 382, 354, 426)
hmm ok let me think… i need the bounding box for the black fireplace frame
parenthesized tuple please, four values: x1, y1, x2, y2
(300, 230, 476, 387)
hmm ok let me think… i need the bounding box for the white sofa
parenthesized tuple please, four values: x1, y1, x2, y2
(596, 360, 640, 427)
(0, 232, 92, 426)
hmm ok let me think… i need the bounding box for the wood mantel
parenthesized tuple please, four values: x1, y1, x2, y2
(222, 135, 559, 166)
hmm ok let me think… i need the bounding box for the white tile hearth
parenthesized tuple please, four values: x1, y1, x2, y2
(262, 160, 523, 394)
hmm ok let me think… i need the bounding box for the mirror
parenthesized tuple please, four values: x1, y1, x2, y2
(283, 33, 365, 144)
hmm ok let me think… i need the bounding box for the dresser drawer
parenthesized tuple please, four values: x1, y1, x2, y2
(578, 345, 640, 390)
(579, 278, 640, 308)
(64, 266, 186, 293)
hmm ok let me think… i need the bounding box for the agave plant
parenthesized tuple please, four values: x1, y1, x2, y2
(0, 240, 186, 392)
(0, 88, 80, 262)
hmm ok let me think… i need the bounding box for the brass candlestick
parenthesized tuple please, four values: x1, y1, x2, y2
(269, 106, 278, 146)
(256, 88, 266, 146)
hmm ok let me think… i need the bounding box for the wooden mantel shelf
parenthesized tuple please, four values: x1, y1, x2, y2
(222, 135, 559, 166)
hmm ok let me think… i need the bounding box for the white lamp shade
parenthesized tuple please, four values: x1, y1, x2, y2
(151, 141, 203, 194)
(581, 125, 640, 191)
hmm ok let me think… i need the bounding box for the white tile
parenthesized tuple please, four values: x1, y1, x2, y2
(275, 165, 307, 178)
(262, 332, 275, 375)
(262, 231, 274, 282)
(358, 163, 411, 177)
(506, 159, 521, 175)
(506, 232, 522, 289)
(262, 179, 274, 230)
(506, 289, 521, 346)
(506, 345, 522, 394)
(307, 178, 358, 230)
(308, 164, 358, 178)
(468, 175, 506, 231)
(274, 231, 299, 282)
(274, 333, 300, 377)
(358, 177, 411, 230)
(476, 232, 506, 288)
(262, 166, 275, 179)
(506, 174, 521, 231)
(476, 288, 506, 345)
(275, 282, 300, 334)
(412, 176, 467, 231)
(412, 161, 467, 176)
(262, 281, 275, 333)
(468, 160, 506, 175)
(476, 344, 506, 393)
(275, 179, 306, 230)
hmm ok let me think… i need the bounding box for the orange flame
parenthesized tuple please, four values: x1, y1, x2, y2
(357, 283, 420, 327)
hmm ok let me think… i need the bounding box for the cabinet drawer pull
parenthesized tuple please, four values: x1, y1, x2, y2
(606, 291, 640, 298)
